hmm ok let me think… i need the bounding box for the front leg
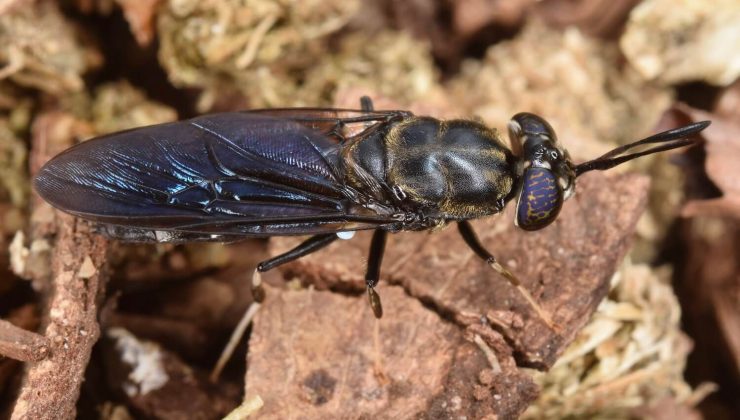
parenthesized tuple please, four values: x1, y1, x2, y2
(457, 220, 557, 330)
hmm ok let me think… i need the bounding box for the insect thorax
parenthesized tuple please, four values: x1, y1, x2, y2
(343, 117, 517, 219)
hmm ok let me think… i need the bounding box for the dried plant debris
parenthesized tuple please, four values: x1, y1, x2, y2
(246, 285, 537, 419)
(9, 85, 116, 417)
(115, 0, 163, 46)
(621, 0, 740, 86)
(534, 0, 641, 39)
(0, 118, 28, 208)
(98, 402, 136, 420)
(0, 309, 47, 362)
(677, 212, 740, 390)
(450, 21, 672, 151)
(631, 155, 688, 263)
(157, 1, 445, 112)
(452, 0, 534, 37)
(108, 240, 264, 364)
(103, 328, 238, 419)
(681, 217, 740, 389)
(108, 328, 170, 397)
(70, 0, 161, 46)
(11, 213, 109, 419)
(45, 81, 174, 137)
(0, 0, 100, 94)
(301, 30, 441, 107)
(222, 396, 264, 420)
(72, 0, 117, 15)
(349, 0, 529, 68)
(51, 80, 176, 142)
(523, 261, 708, 419)
(715, 80, 740, 122)
(89, 81, 178, 135)
(623, 106, 716, 263)
(157, 0, 359, 109)
(0, 304, 41, 397)
(1, 1, 730, 417)
(349, 0, 454, 59)
(675, 106, 740, 220)
(0, 82, 31, 117)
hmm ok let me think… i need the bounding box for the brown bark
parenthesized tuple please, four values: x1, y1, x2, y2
(11, 214, 109, 420)
(0, 320, 48, 362)
(11, 111, 110, 420)
(252, 171, 649, 418)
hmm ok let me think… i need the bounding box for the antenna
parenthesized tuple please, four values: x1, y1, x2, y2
(574, 121, 710, 177)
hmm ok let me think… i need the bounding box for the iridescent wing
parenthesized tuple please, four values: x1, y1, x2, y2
(35, 111, 408, 241)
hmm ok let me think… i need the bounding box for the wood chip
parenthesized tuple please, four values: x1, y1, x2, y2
(259, 171, 649, 416)
(246, 285, 539, 418)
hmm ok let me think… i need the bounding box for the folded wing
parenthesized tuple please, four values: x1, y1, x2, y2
(35, 112, 395, 237)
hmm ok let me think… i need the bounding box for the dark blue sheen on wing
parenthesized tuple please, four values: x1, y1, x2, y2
(33, 113, 350, 232)
(515, 167, 562, 231)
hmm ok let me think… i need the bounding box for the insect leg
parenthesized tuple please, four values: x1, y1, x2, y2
(457, 221, 557, 330)
(360, 95, 374, 112)
(253, 234, 339, 301)
(365, 230, 387, 318)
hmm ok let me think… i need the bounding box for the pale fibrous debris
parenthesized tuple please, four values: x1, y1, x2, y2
(108, 327, 170, 396)
(76, 256, 97, 279)
(0, 118, 28, 207)
(0, 1, 99, 94)
(8, 230, 52, 288)
(157, 0, 360, 109)
(53, 81, 177, 141)
(97, 402, 135, 420)
(299, 31, 441, 108)
(621, 0, 740, 86)
(8, 231, 28, 278)
(450, 22, 672, 152)
(523, 260, 707, 419)
(89, 81, 178, 135)
(222, 395, 264, 420)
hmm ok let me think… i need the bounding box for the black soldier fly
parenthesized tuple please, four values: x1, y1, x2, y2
(34, 97, 709, 329)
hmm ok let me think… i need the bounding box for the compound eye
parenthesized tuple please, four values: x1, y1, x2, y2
(515, 167, 563, 231)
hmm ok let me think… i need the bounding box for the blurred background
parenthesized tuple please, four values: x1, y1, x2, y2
(0, 0, 738, 418)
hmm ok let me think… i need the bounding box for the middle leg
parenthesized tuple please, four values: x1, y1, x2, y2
(365, 229, 387, 318)
(253, 234, 339, 301)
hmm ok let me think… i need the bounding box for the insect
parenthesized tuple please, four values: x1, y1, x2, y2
(34, 97, 709, 328)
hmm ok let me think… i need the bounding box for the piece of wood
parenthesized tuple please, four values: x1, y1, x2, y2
(11, 111, 110, 420)
(0, 320, 48, 362)
(274, 172, 648, 365)
(259, 171, 649, 417)
(11, 214, 109, 420)
(245, 285, 538, 419)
